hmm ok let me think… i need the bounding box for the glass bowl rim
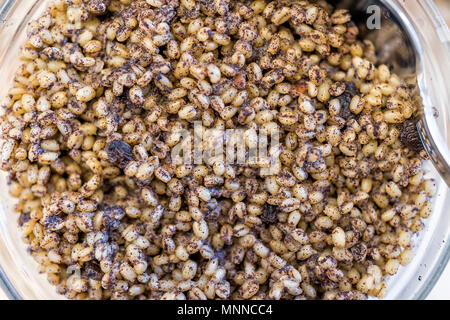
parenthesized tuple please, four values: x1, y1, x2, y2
(0, 0, 449, 300)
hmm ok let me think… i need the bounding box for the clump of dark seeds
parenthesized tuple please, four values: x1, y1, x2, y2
(261, 204, 279, 225)
(399, 118, 424, 153)
(338, 82, 359, 120)
(18, 212, 31, 226)
(82, 261, 103, 281)
(106, 140, 134, 168)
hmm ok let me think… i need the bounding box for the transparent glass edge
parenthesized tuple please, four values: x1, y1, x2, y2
(0, 0, 50, 300)
(0, 0, 449, 301)
(0, 0, 27, 301)
(0, 0, 14, 21)
(415, 0, 450, 300)
(0, 266, 20, 300)
(417, 240, 450, 300)
(378, 0, 450, 300)
(426, 0, 450, 39)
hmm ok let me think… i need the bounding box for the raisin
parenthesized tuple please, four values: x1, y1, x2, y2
(18, 212, 31, 226)
(261, 204, 279, 225)
(338, 82, 359, 120)
(399, 118, 424, 153)
(82, 261, 103, 281)
(106, 140, 133, 168)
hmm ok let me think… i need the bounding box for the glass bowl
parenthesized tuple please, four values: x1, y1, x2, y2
(0, 0, 449, 300)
